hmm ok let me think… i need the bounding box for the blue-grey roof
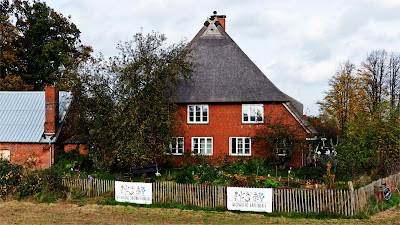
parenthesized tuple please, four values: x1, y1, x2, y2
(0, 91, 72, 143)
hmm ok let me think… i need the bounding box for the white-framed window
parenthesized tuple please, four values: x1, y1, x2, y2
(188, 105, 209, 124)
(230, 137, 251, 156)
(0, 150, 10, 161)
(192, 137, 213, 155)
(276, 139, 290, 157)
(242, 104, 264, 123)
(169, 137, 184, 155)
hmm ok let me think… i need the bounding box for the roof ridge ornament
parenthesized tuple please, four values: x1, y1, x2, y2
(201, 11, 226, 36)
(209, 11, 226, 30)
(202, 18, 223, 37)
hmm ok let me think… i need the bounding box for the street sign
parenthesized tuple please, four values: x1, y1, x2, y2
(384, 186, 392, 200)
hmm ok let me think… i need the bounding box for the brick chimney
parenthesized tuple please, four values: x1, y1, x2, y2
(211, 11, 226, 30)
(44, 86, 59, 136)
(217, 15, 226, 30)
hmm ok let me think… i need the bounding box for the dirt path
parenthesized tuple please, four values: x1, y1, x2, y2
(0, 201, 399, 224)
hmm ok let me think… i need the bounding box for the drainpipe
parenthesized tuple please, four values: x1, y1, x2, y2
(49, 141, 52, 168)
(48, 135, 55, 168)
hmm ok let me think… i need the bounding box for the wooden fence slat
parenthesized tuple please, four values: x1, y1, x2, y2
(313, 189, 316, 213)
(308, 189, 311, 213)
(291, 189, 294, 213)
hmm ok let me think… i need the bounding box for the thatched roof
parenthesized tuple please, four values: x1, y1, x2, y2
(176, 17, 297, 106)
(174, 15, 316, 134)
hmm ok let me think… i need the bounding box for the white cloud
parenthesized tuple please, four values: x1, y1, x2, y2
(37, 0, 400, 115)
(354, 0, 400, 8)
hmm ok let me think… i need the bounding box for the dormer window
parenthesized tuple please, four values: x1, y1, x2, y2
(188, 105, 209, 124)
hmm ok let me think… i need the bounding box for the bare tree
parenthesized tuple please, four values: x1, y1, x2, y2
(387, 52, 400, 110)
(360, 50, 388, 113)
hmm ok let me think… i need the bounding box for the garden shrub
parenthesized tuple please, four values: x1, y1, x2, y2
(53, 150, 93, 176)
(260, 179, 282, 188)
(0, 159, 68, 200)
(296, 163, 325, 181)
(175, 170, 194, 184)
(0, 159, 23, 199)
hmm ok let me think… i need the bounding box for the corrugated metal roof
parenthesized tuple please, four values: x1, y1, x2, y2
(0, 91, 72, 143)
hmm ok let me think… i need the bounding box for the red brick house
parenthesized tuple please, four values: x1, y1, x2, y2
(0, 87, 71, 169)
(170, 13, 317, 167)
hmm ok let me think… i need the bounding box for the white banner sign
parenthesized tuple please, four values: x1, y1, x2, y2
(115, 181, 152, 204)
(227, 187, 273, 212)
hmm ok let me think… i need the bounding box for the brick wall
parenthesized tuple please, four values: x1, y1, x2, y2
(64, 143, 89, 155)
(0, 143, 54, 169)
(170, 103, 306, 167)
(44, 86, 59, 135)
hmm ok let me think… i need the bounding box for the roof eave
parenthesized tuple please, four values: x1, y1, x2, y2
(282, 102, 317, 135)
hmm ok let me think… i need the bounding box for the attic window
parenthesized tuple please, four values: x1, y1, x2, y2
(242, 104, 264, 123)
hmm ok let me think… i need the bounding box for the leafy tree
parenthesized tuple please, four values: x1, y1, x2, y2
(253, 112, 306, 168)
(307, 116, 340, 144)
(0, 0, 32, 90)
(318, 61, 368, 131)
(70, 31, 194, 170)
(0, 74, 32, 90)
(336, 114, 377, 179)
(337, 111, 400, 178)
(374, 114, 400, 176)
(318, 51, 400, 178)
(0, 0, 91, 90)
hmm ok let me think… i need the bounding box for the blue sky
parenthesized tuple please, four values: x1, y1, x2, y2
(45, 0, 400, 116)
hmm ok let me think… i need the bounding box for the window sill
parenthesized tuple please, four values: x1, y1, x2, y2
(187, 122, 209, 125)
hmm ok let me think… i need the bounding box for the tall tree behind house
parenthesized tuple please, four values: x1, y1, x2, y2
(318, 61, 368, 131)
(0, 0, 91, 91)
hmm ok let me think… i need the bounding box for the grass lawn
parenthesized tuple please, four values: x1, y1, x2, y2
(1, 200, 400, 224)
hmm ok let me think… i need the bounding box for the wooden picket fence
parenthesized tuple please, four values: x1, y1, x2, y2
(62, 178, 114, 198)
(62, 171, 400, 215)
(153, 182, 227, 208)
(274, 188, 356, 216)
(353, 172, 400, 212)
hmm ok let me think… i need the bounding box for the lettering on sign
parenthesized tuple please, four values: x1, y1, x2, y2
(227, 187, 273, 212)
(115, 181, 152, 204)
